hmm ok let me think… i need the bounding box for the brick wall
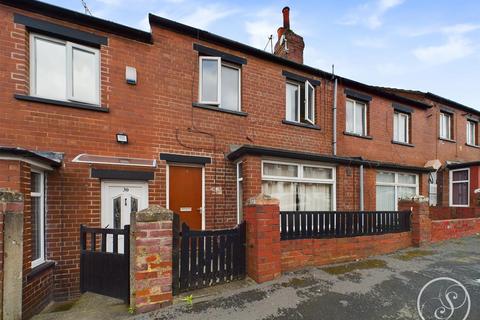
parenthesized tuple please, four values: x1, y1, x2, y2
(281, 232, 412, 271)
(22, 266, 54, 319)
(431, 218, 480, 243)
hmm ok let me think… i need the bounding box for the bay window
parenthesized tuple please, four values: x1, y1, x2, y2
(285, 80, 315, 125)
(376, 171, 418, 211)
(261, 161, 335, 211)
(31, 170, 45, 267)
(30, 33, 100, 105)
(393, 111, 410, 143)
(199, 56, 241, 111)
(449, 168, 469, 207)
(346, 98, 367, 136)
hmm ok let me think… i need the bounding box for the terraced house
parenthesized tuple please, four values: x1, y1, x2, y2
(0, 0, 478, 318)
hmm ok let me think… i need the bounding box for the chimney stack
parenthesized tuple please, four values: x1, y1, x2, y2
(274, 7, 304, 64)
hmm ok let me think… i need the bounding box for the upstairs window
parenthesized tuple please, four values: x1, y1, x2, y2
(199, 57, 241, 111)
(466, 120, 477, 146)
(285, 80, 315, 125)
(393, 111, 410, 143)
(450, 168, 469, 207)
(346, 98, 367, 136)
(439, 111, 453, 140)
(30, 33, 100, 105)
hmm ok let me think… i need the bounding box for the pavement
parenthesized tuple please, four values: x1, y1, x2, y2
(35, 235, 480, 320)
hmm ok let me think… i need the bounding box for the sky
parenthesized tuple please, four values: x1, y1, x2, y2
(44, 0, 480, 110)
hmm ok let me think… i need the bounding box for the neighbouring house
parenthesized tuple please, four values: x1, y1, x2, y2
(0, 0, 478, 318)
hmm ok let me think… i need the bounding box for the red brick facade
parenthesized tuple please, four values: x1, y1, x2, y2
(0, 1, 479, 317)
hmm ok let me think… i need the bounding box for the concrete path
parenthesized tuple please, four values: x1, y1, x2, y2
(141, 235, 480, 320)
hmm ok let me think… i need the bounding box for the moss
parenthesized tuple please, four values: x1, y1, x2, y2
(393, 250, 435, 261)
(280, 277, 312, 288)
(47, 301, 76, 313)
(321, 259, 387, 275)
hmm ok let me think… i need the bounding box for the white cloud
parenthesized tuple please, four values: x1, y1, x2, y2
(353, 37, 388, 48)
(412, 23, 480, 65)
(245, 8, 279, 49)
(340, 0, 405, 29)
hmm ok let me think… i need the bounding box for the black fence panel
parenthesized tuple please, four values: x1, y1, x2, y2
(280, 211, 411, 240)
(80, 225, 130, 302)
(172, 216, 246, 295)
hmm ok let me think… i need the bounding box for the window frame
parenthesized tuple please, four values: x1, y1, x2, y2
(466, 120, 477, 146)
(439, 112, 452, 140)
(393, 111, 410, 143)
(375, 171, 419, 211)
(29, 33, 100, 106)
(261, 160, 336, 210)
(285, 80, 315, 125)
(198, 56, 242, 111)
(346, 98, 368, 136)
(236, 161, 243, 224)
(30, 169, 45, 268)
(449, 168, 470, 207)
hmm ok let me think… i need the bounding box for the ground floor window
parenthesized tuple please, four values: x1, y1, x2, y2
(261, 160, 335, 211)
(376, 171, 418, 211)
(31, 170, 45, 267)
(236, 162, 243, 223)
(449, 168, 469, 207)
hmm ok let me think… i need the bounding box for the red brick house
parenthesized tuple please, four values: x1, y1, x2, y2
(0, 0, 478, 317)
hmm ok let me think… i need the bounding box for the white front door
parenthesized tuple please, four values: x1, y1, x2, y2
(101, 181, 148, 253)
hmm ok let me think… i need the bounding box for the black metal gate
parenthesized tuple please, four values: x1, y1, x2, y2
(80, 225, 130, 302)
(172, 215, 246, 294)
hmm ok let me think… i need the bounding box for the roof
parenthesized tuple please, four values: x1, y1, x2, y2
(447, 161, 480, 169)
(0, 0, 152, 43)
(149, 14, 432, 110)
(227, 145, 434, 173)
(0, 146, 63, 168)
(375, 87, 480, 116)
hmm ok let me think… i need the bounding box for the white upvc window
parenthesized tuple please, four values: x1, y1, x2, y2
(376, 171, 419, 211)
(285, 80, 315, 125)
(236, 162, 243, 224)
(30, 33, 100, 105)
(261, 160, 336, 211)
(346, 98, 367, 136)
(30, 170, 45, 268)
(449, 168, 470, 207)
(199, 57, 241, 111)
(439, 112, 452, 140)
(466, 120, 477, 146)
(393, 111, 410, 143)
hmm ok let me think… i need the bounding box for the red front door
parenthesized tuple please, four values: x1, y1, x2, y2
(169, 165, 202, 230)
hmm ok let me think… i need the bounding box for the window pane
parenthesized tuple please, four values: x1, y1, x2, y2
(398, 186, 416, 200)
(298, 183, 331, 211)
(72, 47, 97, 104)
(398, 114, 407, 142)
(262, 181, 296, 211)
(376, 172, 395, 183)
(303, 166, 332, 179)
(34, 37, 66, 100)
(452, 182, 468, 205)
(238, 162, 243, 179)
(201, 59, 219, 102)
(113, 196, 121, 229)
(306, 83, 314, 122)
(286, 83, 299, 121)
(393, 113, 399, 141)
(221, 65, 239, 110)
(467, 121, 476, 145)
(355, 102, 366, 135)
(263, 163, 298, 177)
(131, 197, 138, 214)
(346, 100, 354, 133)
(31, 196, 42, 261)
(376, 185, 395, 211)
(31, 172, 42, 193)
(398, 173, 416, 185)
(452, 170, 468, 181)
(238, 182, 243, 221)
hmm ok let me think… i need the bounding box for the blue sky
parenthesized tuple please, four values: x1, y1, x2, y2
(45, 0, 480, 110)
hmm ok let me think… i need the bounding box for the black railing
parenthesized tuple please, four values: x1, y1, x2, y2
(280, 211, 411, 240)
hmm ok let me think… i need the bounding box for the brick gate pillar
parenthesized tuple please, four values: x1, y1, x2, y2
(130, 205, 173, 313)
(244, 194, 281, 283)
(399, 196, 431, 247)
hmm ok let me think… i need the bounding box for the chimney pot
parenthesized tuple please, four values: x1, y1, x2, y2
(282, 6, 290, 29)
